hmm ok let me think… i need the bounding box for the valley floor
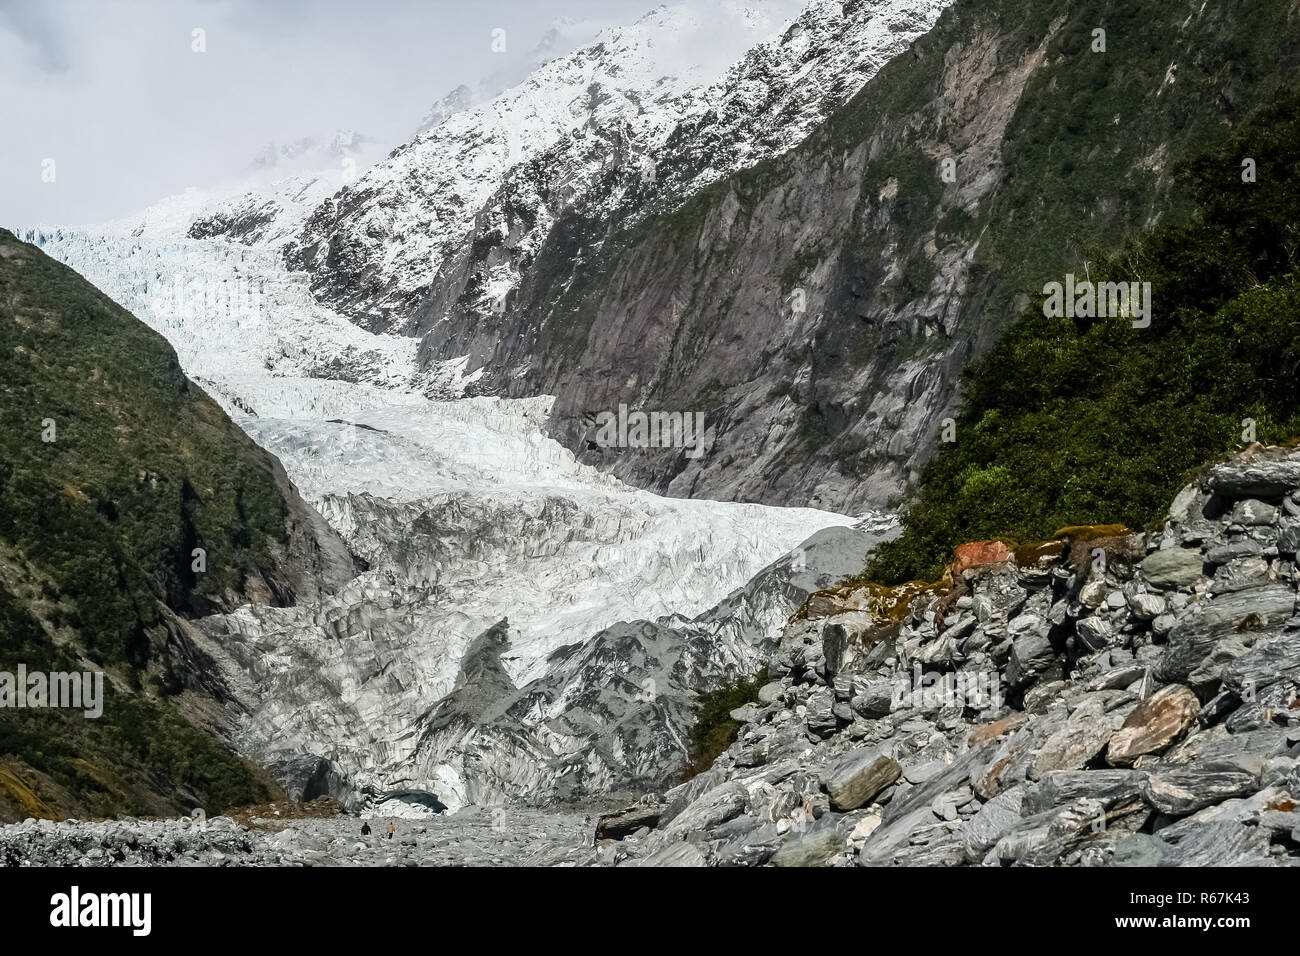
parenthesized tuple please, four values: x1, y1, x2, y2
(0, 810, 599, 867)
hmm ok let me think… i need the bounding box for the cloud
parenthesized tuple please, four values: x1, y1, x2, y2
(0, 0, 72, 73)
(0, 0, 655, 226)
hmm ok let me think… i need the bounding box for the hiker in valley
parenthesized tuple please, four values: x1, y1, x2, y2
(386, 820, 395, 840)
(361, 821, 371, 837)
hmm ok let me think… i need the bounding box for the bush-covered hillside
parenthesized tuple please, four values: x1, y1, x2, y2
(864, 94, 1300, 584)
(0, 229, 303, 819)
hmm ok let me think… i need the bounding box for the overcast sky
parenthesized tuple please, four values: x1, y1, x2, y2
(0, 0, 654, 226)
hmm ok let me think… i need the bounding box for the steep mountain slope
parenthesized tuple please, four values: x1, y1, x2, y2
(0, 229, 355, 822)
(442, 0, 1300, 513)
(867, 92, 1300, 582)
(282, 0, 934, 331)
(400, 0, 950, 357)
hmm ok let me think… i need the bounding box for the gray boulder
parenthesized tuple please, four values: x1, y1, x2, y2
(821, 748, 901, 811)
(1140, 549, 1203, 590)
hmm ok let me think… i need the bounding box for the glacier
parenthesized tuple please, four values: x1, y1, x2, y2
(20, 200, 888, 811)
(15, 0, 905, 812)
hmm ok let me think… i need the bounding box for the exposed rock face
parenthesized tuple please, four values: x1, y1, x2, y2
(823, 748, 901, 810)
(399, 0, 1300, 514)
(589, 446, 1300, 867)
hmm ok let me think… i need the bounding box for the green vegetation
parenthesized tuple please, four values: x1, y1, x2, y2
(0, 583, 279, 820)
(863, 95, 1300, 584)
(680, 667, 768, 782)
(0, 230, 290, 819)
(0, 230, 293, 662)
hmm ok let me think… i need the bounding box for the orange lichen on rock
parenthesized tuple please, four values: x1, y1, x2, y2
(948, 540, 1015, 577)
(967, 712, 1029, 747)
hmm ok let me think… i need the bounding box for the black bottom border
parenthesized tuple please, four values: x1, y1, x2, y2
(0, 864, 1274, 943)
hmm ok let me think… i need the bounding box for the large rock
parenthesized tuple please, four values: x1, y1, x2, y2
(1184, 727, 1288, 776)
(1231, 499, 1277, 526)
(663, 782, 748, 836)
(1207, 454, 1300, 500)
(1141, 768, 1260, 816)
(962, 786, 1026, 857)
(1156, 821, 1274, 866)
(1127, 592, 1167, 621)
(770, 826, 845, 867)
(1030, 699, 1117, 778)
(1140, 549, 1203, 590)
(949, 540, 1015, 576)
(1106, 684, 1200, 765)
(1022, 769, 1146, 816)
(1204, 538, 1262, 567)
(1278, 523, 1300, 555)
(821, 748, 901, 811)
(1155, 584, 1295, 684)
(1221, 635, 1300, 694)
(595, 806, 663, 841)
(638, 842, 707, 867)
(851, 681, 895, 718)
(1209, 556, 1271, 594)
(1007, 623, 1058, 689)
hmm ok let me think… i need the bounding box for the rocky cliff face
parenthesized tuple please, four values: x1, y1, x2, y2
(592, 445, 1300, 867)
(400, 0, 950, 359)
(436, 0, 1300, 514)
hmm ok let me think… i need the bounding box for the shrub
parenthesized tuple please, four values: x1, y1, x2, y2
(680, 667, 769, 782)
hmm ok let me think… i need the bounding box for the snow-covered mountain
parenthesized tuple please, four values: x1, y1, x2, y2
(284, 0, 950, 348)
(282, 0, 811, 328)
(414, 17, 606, 135)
